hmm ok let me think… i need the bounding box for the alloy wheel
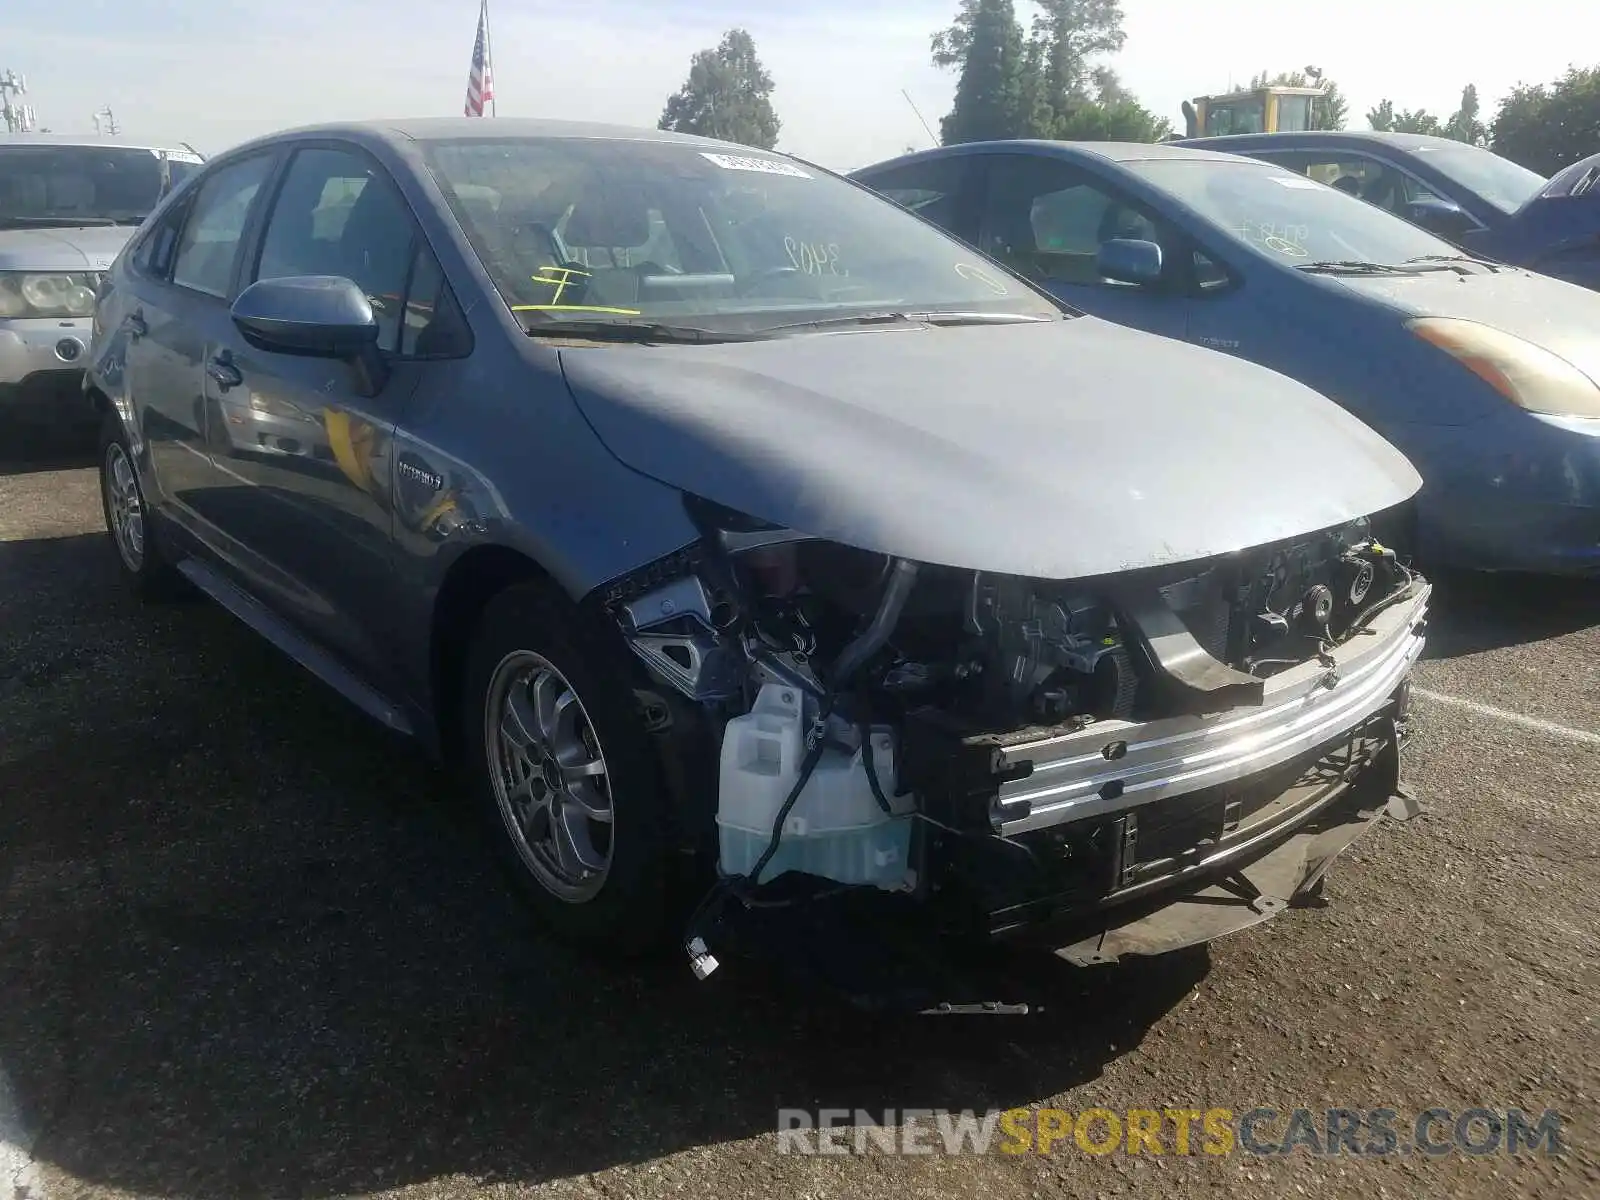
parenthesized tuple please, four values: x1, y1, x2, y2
(104, 442, 146, 573)
(484, 651, 615, 902)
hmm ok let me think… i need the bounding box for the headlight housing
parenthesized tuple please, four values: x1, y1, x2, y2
(0, 271, 102, 319)
(1407, 316, 1600, 419)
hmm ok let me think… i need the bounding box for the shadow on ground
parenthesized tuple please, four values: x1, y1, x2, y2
(1420, 567, 1599, 659)
(0, 532, 1207, 1198)
(0, 418, 98, 477)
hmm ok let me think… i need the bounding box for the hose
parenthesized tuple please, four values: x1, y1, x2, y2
(829, 558, 919, 687)
(742, 725, 833, 887)
(1343, 569, 1420, 638)
(741, 559, 919, 886)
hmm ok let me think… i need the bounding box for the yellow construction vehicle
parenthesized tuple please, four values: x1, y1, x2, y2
(1181, 85, 1325, 139)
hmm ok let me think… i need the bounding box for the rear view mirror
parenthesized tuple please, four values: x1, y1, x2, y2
(231, 275, 389, 396)
(1097, 238, 1164, 286)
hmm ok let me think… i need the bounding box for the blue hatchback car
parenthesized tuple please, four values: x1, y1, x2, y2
(852, 141, 1600, 575)
(1174, 132, 1600, 294)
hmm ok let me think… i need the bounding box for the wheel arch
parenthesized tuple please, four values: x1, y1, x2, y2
(428, 543, 559, 762)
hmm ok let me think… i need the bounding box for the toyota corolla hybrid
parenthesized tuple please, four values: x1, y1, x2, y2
(85, 119, 1428, 1007)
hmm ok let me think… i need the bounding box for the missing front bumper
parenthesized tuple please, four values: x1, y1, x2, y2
(1050, 743, 1405, 965)
(982, 583, 1429, 837)
(691, 701, 1413, 1011)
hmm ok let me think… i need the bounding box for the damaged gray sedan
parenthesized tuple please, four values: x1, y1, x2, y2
(85, 119, 1430, 1007)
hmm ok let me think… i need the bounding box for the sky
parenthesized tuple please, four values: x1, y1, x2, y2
(5, 0, 1598, 171)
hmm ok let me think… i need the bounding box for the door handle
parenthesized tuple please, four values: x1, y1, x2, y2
(125, 311, 148, 340)
(206, 352, 243, 391)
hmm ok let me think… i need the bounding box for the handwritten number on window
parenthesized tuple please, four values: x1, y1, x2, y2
(783, 236, 847, 276)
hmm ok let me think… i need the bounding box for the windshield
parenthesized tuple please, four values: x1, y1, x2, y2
(1205, 100, 1265, 136)
(1275, 95, 1313, 132)
(1129, 159, 1462, 266)
(421, 137, 1059, 332)
(0, 145, 199, 228)
(1407, 144, 1546, 215)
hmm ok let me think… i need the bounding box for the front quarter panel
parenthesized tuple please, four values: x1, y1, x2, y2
(385, 337, 702, 706)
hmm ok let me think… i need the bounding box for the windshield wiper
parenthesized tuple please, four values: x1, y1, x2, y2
(1403, 253, 1503, 273)
(1295, 260, 1429, 276)
(0, 216, 119, 229)
(521, 318, 763, 344)
(761, 310, 1052, 334)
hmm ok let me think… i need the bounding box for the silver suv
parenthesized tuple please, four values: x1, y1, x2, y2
(1, 135, 202, 426)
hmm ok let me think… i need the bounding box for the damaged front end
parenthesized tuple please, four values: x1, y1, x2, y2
(602, 497, 1430, 1008)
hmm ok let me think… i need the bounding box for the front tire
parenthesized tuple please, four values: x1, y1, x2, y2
(98, 412, 186, 600)
(462, 581, 669, 953)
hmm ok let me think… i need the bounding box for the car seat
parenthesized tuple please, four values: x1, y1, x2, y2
(561, 188, 657, 307)
(256, 203, 318, 281)
(1097, 201, 1155, 245)
(334, 179, 416, 339)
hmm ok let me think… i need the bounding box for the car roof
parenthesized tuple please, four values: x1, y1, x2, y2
(852, 139, 1264, 175)
(218, 117, 775, 157)
(1175, 130, 1476, 152)
(0, 133, 199, 154)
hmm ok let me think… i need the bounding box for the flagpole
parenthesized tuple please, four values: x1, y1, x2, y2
(482, 0, 496, 116)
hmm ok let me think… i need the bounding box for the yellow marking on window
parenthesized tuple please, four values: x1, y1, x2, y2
(527, 265, 593, 304)
(955, 262, 1009, 295)
(510, 304, 644, 315)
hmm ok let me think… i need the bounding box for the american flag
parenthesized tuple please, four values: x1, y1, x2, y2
(463, 1, 494, 117)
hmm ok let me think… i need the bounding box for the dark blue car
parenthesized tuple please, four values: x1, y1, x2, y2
(851, 140, 1600, 575)
(1174, 131, 1600, 293)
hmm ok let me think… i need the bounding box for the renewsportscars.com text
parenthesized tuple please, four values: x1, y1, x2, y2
(776, 1107, 1566, 1157)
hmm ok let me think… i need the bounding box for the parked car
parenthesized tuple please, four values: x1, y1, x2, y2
(87, 119, 1429, 1006)
(0, 134, 203, 428)
(852, 140, 1600, 577)
(1172, 131, 1600, 292)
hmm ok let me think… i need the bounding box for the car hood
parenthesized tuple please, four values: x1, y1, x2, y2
(1331, 268, 1600, 384)
(558, 317, 1421, 580)
(0, 224, 135, 272)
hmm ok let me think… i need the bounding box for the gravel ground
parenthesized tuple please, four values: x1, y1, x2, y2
(2, 423, 1597, 1200)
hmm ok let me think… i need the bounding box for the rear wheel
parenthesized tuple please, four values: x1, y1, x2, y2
(462, 581, 669, 952)
(98, 412, 186, 600)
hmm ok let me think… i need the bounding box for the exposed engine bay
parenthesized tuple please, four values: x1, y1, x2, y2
(601, 499, 1428, 994)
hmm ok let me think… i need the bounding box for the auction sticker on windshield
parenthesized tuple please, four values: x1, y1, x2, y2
(700, 152, 812, 179)
(1271, 177, 1322, 189)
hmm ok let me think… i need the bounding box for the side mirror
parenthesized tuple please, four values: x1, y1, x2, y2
(231, 275, 388, 394)
(1405, 197, 1476, 241)
(1096, 238, 1164, 286)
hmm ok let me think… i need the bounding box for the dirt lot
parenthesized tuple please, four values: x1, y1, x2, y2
(2, 423, 1598, 1200)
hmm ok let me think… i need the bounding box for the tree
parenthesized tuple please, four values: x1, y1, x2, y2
(1367, 98, 1443, 135)
(1057, 68, 1171, 140)
(1367, 84, 1487, 142)
(932, 0, 1025, 144)
(1492, 66, 1600, 175)
(1444, 84, 1486, 146)
(658, 28, 780, 150)
(931, 0, 1167, 143)
(1031, 0, 1127, 114)
(1251, 67, 1347, 130)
